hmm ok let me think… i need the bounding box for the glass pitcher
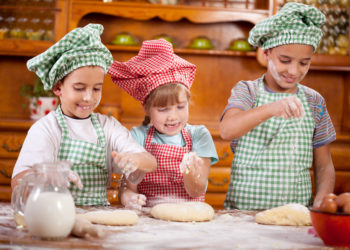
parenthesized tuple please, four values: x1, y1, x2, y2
(11, 161, 76, 240)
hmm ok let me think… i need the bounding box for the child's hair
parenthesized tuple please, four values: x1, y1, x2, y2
(142, 82, 191, 126)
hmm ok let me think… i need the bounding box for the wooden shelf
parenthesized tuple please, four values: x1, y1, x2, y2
(256, 47, 350, 71)
(310, 54, 350, 71)
(0, 40, 54, 57)
(106, 44, 256, 57)
(0, 5, 60, 12)
(68, 0, 270, 29)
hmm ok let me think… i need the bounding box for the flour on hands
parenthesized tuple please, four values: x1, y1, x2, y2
(180, 152, 203, 177)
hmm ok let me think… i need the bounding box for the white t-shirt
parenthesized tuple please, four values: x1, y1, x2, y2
(13, 111, 145, 185)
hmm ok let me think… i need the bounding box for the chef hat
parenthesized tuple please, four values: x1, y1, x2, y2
(27, 23, 113, 90)
(248, 2, 325, 51)
(108, 39, 197, 105)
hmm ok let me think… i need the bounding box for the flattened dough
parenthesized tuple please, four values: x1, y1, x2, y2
(150, 202, 215, 222)
(255, 203, 311, 226)
(77, 210, 138, 226)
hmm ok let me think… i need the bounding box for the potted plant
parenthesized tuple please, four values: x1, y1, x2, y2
(21, 78, 59, 120)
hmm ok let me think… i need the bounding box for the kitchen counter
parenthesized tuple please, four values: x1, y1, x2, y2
(0, 202, 333, 249)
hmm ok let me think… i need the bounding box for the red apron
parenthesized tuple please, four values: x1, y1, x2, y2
(138, 126, 205, 207)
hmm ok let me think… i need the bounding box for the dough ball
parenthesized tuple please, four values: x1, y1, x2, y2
(150, 202, 215, 222)
(255, 203, 311, 226)
(77, 210, 138, 226)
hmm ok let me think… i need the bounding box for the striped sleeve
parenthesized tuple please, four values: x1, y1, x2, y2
(221, 79, 259, 153)
(301, 85, 336, 148)
(220, 79, 259, 120)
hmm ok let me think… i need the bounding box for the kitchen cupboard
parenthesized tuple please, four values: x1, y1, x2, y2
(0, 0, 349, 208)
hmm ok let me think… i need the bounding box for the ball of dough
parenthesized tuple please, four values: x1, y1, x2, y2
(150, 202, 215, 222)
(77, 210, 138, 226)
(255, 203, 311, 226)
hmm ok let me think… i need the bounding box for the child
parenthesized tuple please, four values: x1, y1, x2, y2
(108, 39, 219, 207)
(220, 3, 336, 210)
(11, 24, 157, 206)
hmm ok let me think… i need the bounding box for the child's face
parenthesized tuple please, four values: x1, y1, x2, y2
(148, 89, 189, 136)
(53, 66, 105, 119)
(264, 44, 313, 93)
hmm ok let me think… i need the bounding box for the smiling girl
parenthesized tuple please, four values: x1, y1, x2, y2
(109, 39, 218, 207)
(220, 3, 336, 210)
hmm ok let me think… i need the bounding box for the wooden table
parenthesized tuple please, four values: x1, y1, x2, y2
(0, 202, 333, 249)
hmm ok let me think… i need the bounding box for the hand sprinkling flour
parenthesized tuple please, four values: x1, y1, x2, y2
(180, 152, 203, 177)
(111, 151, 138, 179)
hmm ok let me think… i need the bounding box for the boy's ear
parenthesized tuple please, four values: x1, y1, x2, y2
(256, 47, 268, 67)
(52, 81, 62, 96)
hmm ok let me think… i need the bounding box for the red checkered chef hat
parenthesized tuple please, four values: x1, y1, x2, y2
(108, 39, 197, 105)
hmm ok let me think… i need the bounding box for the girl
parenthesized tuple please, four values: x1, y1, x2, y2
(220, 3, 336, 210)
(11, 24, 157, 206)
(108, 39, 219, 207)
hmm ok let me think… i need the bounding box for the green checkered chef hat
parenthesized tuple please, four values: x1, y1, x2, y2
(27, 23, 113, 90)
(248, 2, 325, 51)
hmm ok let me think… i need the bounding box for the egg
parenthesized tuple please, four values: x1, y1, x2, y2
(335, 192, 350, 208)
(319, 198, 337, 213)
(343, 202, 350, 214)
(324, 193, 337, 200)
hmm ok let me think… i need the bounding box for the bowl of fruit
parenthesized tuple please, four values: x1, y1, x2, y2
(309, 192, 350, 247)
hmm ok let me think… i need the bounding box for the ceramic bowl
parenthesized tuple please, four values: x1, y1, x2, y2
(111, 32, 138, 46)
(153, 34, 175, 46)
(229, 39, 254, 51)
(309, 208, 350, 247)
(188, 36, 214, 50)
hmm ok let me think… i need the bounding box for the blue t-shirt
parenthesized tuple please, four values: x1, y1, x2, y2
(130, 124, 219, 165)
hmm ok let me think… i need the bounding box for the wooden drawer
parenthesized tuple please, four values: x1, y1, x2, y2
(0, 159, 14, 185)
(205, 193, 226, 209)
(0, 185, 11, 201)
(207, 166, 230, 193)
(214, 139, 234, 167)
(0, 133, 26, 158)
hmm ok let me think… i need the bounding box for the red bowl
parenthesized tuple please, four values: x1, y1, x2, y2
(309, 208, 350, 247)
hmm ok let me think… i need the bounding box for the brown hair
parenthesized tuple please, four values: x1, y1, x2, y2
(142, 82, 191, 126)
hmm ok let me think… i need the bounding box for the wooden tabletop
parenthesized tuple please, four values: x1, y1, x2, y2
(0, 202, 332, 249)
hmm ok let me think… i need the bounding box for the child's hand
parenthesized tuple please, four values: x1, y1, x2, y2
(67, 170, 83, 189)
(41, 169, 83, 189)
(180, 152, 204, 178)
(270, 96, 305, 119)
(111, 151, 138, 178)
(120, 188, 146, 210)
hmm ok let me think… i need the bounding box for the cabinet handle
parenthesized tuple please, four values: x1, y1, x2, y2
(0, 170, 11, 179)
(2, 143, 22, 153)
(219, 152, 229, 161)
(208, 177, 228, 186)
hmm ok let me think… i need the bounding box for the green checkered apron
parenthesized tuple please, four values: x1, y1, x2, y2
(56, 106, 109, 206)
(225, 78, 314, 210)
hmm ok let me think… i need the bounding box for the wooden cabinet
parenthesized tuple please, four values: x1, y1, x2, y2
(0, 120, 32, 200)
(0, 0, 350, 209)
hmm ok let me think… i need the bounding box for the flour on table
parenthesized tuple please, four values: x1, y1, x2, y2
(150, 202, 214, 222)
(77, 210, 138, 226)
(255, 203, 311, 226)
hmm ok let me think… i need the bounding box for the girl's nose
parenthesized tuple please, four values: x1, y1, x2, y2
(167, 109, 177, 120)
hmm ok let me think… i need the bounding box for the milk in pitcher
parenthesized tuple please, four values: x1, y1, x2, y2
(24, 191, 76, 240)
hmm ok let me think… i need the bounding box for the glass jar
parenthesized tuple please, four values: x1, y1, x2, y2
(11, 161, 76, 240)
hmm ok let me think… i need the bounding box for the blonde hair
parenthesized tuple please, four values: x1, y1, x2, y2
(142, 82, 190, 126)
